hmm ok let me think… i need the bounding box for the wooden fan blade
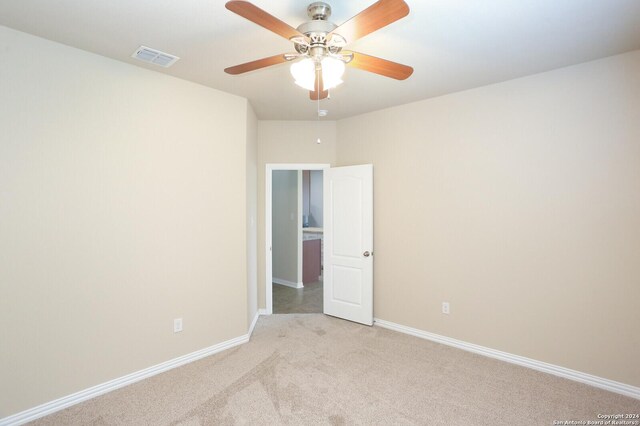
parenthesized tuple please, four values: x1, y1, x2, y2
(226, 1, 303, 40)
(310, 69, 329, 100)
(224, 54, 288, 75)
(330, 0, 409, 44)
(344, 51, 413, 80)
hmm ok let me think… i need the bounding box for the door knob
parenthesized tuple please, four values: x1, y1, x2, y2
(363, 251, 371, 257)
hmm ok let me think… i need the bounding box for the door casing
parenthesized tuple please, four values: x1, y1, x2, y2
(265, 163, 330, 314)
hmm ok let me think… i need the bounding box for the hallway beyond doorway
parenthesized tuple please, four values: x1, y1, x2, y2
(273, 281, 323, 314)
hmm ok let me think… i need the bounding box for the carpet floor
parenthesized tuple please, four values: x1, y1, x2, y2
(273, 281, 323, 314)
(33, 314, 639, 425)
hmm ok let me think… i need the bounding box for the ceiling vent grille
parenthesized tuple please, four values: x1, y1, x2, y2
(131, 46, 180, 68)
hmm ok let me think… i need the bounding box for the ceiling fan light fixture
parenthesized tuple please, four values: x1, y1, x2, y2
(224, 0, 414, 100)
(321, 56, 345, 89)
(290, 58, 316, 91)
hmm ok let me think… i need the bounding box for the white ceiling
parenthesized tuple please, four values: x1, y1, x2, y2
(1, 0, 640, 120)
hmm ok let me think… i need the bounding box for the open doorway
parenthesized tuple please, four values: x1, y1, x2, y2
(265, 164, 329, 314)
(272, 170, 324, 313)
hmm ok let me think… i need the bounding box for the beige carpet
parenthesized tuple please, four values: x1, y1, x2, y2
(33, 315, 639, 425)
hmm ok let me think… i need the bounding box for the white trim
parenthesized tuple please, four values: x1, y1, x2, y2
(248, 309, 267, 337)
(266, 167, 272, 315)
(265, 163, 330, 316)
(297, 170, 303, 286)
(373, 318, 640, 400)
(248, 311, 260, 337)
(273, 278, 303, 289)
(0, 334, 250, 425)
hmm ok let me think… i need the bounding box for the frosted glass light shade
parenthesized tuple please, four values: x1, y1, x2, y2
(290, 58, 316, 91)
(321, 57, 345, 89)
(291, 57, 346, 91)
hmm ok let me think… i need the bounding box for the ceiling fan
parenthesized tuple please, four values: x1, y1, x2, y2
(224, 0, 414, 101)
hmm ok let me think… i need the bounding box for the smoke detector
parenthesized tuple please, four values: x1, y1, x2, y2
(131, 46, 180, 68)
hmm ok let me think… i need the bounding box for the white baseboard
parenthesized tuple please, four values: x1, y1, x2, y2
(373, 318, 640, 400)
(248, 312, 260, 337)
(248, 309, 267, 337)
(0, 334, 251, 426)
(273, 278, 303, 289)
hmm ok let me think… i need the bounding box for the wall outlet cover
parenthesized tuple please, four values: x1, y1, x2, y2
(174, 318, 183, 333)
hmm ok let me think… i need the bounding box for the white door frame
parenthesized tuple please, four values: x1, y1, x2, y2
(265, 163, 330, 314)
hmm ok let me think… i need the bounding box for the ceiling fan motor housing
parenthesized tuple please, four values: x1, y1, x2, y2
(296, 2, 340, 59)
(297, 18, 337, 38)
(298, 1, 337, 37)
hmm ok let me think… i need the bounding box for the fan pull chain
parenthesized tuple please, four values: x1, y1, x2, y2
(316, 68, 321, 144)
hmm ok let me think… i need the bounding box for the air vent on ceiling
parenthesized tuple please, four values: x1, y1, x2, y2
(131, 46, 180, 68)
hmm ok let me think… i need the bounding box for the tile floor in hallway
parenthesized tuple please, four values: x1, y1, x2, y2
(273, 280, 323, 314)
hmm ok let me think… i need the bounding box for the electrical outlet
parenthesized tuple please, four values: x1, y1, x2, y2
(442, 302, 450, 315)
(173, 318, 183, 333)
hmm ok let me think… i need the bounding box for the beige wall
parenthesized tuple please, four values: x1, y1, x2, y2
(302, 170, 324, 228)
(3, 20, 638, 418)
(309, 170, 324, 227)
(257, 121, 337, 309)
(0, 26, 251, 416)
(336, 50, 640, 386)
(272, 171, 300, 284)
(246, 104, 258, 327)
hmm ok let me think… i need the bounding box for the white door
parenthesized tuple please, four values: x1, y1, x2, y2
(323, 164, 373, 325)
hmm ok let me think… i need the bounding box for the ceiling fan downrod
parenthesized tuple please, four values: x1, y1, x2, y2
(307, 2, 332, 20)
